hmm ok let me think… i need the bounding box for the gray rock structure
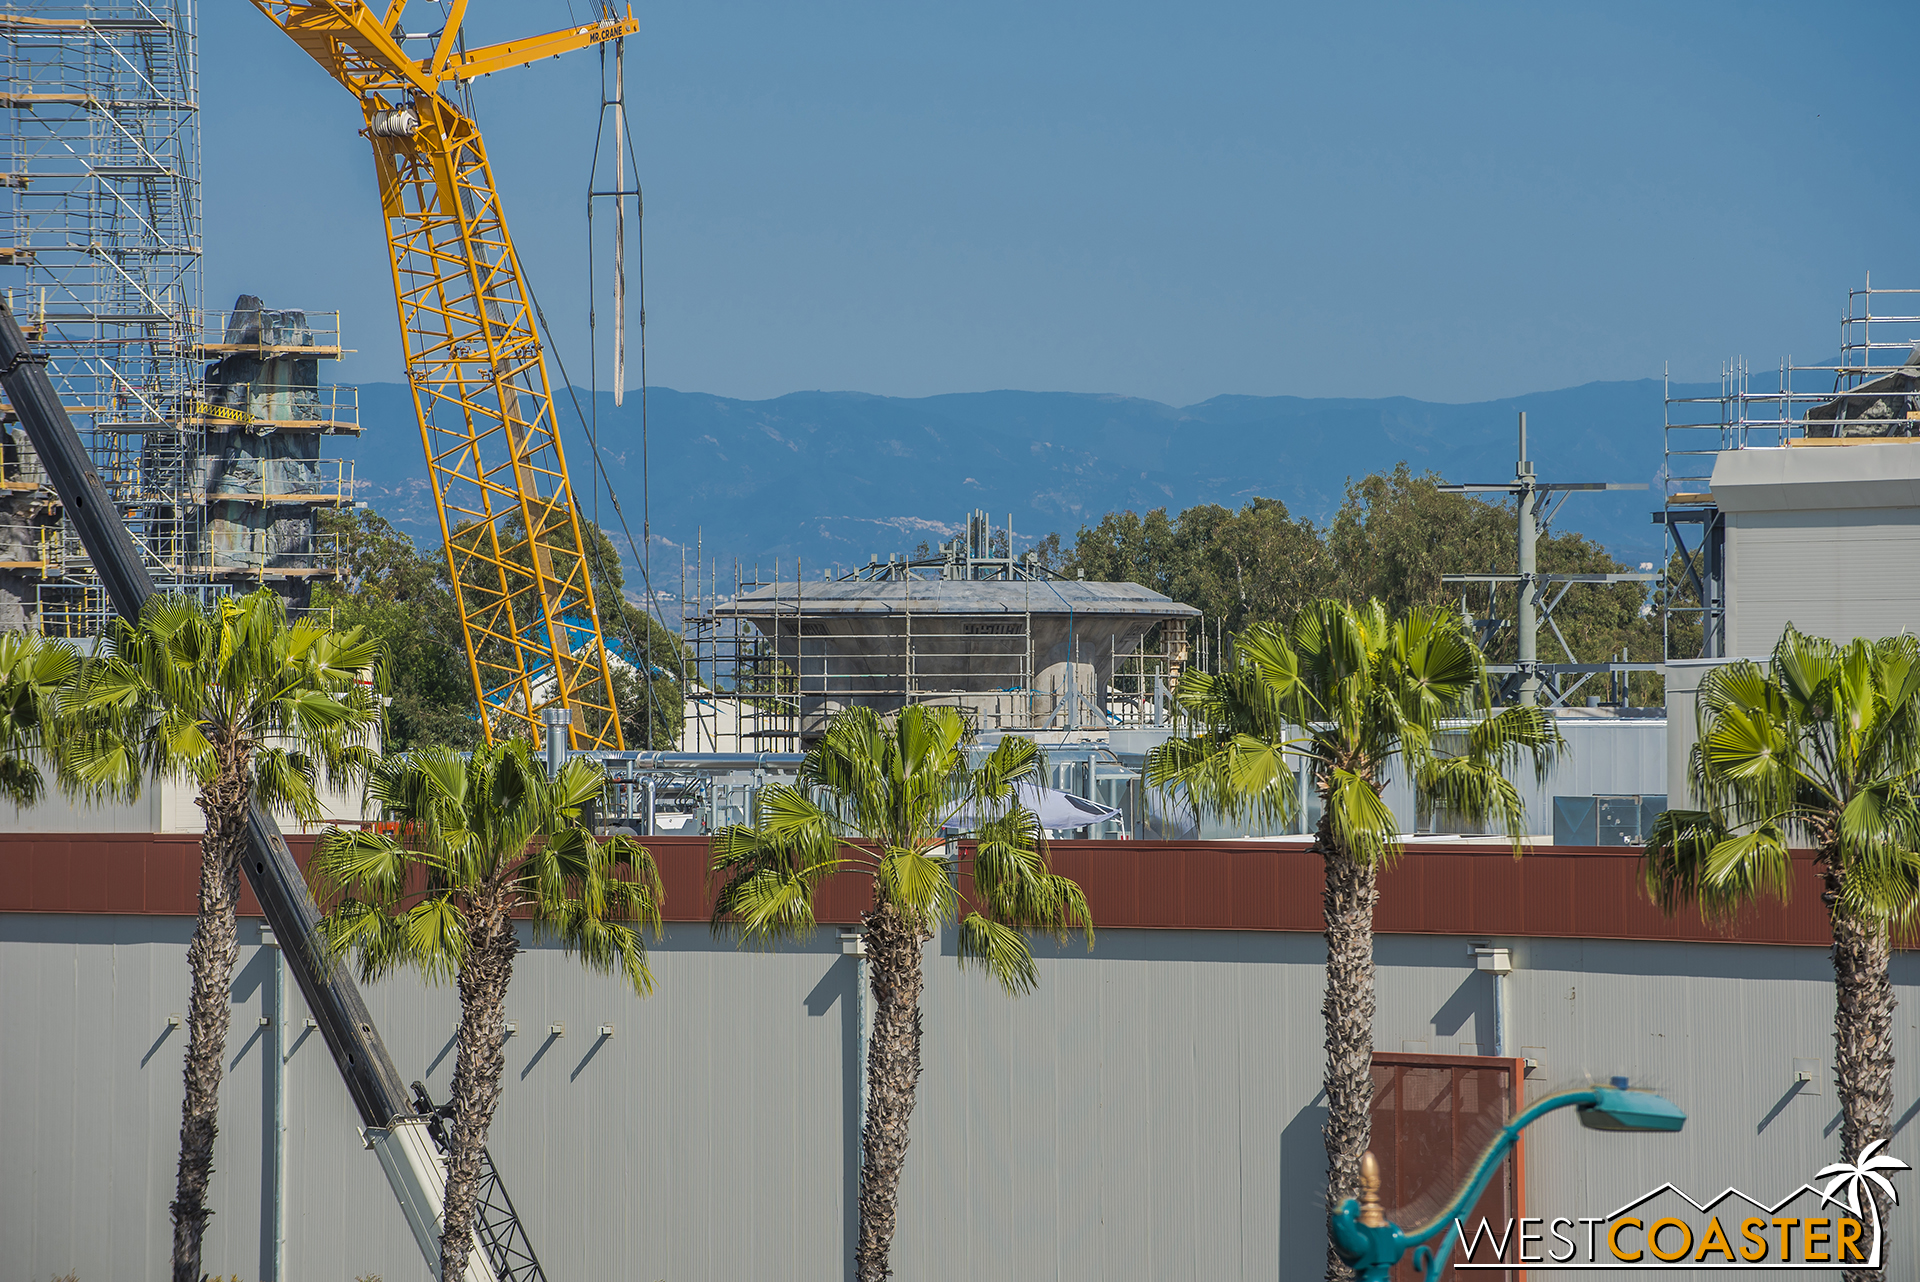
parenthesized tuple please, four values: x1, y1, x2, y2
(0, 293, 357, 632)
(193, 296, 356, 607)
(1805, 344, 1920, 439)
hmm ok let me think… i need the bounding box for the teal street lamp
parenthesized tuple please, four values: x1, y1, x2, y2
(1330, 1078, 1686, 1282)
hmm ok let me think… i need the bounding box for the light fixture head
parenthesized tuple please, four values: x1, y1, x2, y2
(1472, 946, 1514, 975)
(1578, 1083, 1686, 1133)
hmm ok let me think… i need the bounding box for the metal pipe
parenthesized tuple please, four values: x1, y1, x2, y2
(857, 949, 868, 1126)
(617, 751, 807, 771)
(1516, 411, 1539, 706)
(1493, 970, 1506, 1057)
(263, 927, 288, 1282)
(1029, 572, 1079, 731)
(542, 705, 572, 776)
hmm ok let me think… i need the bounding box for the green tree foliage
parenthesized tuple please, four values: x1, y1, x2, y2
(313, 741, 661, 1282)
(1065, 498, 1334, 634)
(1057, 462, 1665, 703)
(711, 706, 1092, 1282)
(1147, 601, 1560, 1279)
(1331, 464, 1660, 699)
(1643, 629, 1920, 1261)
(1326, 463, 1511, 614)
(317, 509, 481, 751)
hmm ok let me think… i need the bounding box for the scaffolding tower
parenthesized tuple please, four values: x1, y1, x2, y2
(1660, 276, 1920, 659)
(1, 0, 201, 629)
(0, 4, 353, 633)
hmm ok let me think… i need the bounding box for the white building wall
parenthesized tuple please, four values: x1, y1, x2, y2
(1712, 443, 1920, 656)
(3, 753, 366, 835)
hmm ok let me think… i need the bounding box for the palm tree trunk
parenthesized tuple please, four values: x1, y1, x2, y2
(440, 901, 518, 1282)
(1319, 811, 1378, 1282)
(1828, 863, 1896, 1282)
(856, 901, 927, 1282)
(171, 764, 250, 1282)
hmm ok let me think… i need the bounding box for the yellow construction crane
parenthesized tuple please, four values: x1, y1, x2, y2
(251, 0, 635, 749)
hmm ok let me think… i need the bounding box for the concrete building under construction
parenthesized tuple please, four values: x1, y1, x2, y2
(680, 511, 1201, 752)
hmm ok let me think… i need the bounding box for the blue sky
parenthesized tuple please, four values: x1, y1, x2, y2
(208, 1, 1919, 407)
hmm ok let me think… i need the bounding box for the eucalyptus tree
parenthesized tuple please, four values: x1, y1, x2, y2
(1147, 599, 1560, 1281)
(312, 740, 662, 1282)
(54, 590, 382, 1282)
(1645, 627, 1920, 1282)
(710, 704, 1093, 1282)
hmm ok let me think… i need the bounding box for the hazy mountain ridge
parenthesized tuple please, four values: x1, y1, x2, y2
(338, 377, 1714, 586)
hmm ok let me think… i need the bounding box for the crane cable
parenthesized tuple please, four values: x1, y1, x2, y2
(584, 33, 668, 744)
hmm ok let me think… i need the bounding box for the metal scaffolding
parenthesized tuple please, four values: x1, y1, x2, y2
(1, 0, 200, 628)
(1660, 275, 1920, 659)
(1, 5, 354, 634)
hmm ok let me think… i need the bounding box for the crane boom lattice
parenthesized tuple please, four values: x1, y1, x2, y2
(251, 0, 632, 749)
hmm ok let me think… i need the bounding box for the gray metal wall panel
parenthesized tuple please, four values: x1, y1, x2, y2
(1379, 717, 1667, 836)
(5, 916, 1920, 1281)
(1727, 507, 1920, 656)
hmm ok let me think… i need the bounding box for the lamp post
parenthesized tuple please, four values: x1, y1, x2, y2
(1330, 1080, 1686, 1282)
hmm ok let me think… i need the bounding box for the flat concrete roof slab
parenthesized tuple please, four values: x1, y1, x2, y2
(1711, 442, 1920, 512)
(715, 577, 1201, 618)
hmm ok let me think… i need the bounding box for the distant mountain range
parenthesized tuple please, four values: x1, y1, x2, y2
(336, 377, 1719, 597)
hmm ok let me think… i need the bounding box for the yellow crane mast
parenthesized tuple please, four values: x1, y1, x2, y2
(251, 0, 635, 749)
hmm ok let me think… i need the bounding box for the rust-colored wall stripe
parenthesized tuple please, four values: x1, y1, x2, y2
(0, 834, 1834, 947)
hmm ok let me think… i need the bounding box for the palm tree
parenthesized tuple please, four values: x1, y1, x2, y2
(54, 590, 381, 1282)
(1644, 627, 1920, 1282)
(312, 739, 662, 1282)
(0, 629, 79, 805)
(709, 704, 1093, 1282)
(1146, 599, 1560, 1281)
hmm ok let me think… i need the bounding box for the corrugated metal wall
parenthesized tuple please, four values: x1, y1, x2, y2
(3, 916, 1916, 1282)
(1726, 506, 1920, 657)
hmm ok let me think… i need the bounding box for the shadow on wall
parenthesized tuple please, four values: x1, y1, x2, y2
(227, 943, 277, 1282)
(806, 952, 862, 1282)
(1282, 1098, 1330, 1270)
(1428, 970, 1490, 1052)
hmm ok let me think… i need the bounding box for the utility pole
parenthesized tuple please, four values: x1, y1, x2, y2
(1515, 412, 1539, 707)
(1440, 413, 1657, 708)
